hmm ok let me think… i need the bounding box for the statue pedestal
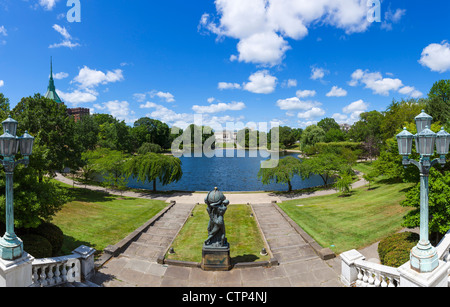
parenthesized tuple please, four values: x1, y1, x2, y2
(201, 245, 231, 271)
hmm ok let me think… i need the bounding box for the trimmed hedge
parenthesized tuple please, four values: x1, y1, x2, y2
(30, 222, 64, 256)
(21, 234, 53, 258)
(378, 232, 419, 267)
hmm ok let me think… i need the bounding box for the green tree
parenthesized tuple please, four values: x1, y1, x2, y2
(381, 99, 425, 141)
(317, 117, 340, 133)
(132, 117, 171, 150)
(94, 114, 131, 152)
(258, 156, 303, 192)
(425, 80, 450, 125)
(125, 153, 183, 192)
(401, 168, 450, 245)
(94, 148, 130, 191)
(300, 125, 325, 148)
(334, 172, 353, 196)
(12, 94, 82, 182)
(301, 152, 352, 187)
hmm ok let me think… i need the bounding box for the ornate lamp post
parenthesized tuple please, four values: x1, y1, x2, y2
(396, 111, 450, 273)
(0, 116, 34, 261)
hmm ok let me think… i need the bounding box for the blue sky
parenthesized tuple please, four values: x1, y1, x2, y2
(0, 0, 449, 130)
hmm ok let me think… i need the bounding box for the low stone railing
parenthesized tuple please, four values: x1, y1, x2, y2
(341, 230, 450, 287)
(31, 256, 81, 287)
(30, 245, 96, 287)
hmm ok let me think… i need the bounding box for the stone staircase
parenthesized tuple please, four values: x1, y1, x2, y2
(120, 203, 196, 262)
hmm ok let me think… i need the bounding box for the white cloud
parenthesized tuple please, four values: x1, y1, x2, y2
(381, 8, 406, 31)
(349, 68, 424, 98)
(218, 82, 241, 90)
(192, 101, 246, 114)
(49, 24, 80, 49)
(296, 89, 316, 98)
(53, 72, 69, 80)
(200, 0, 372, 66)
(57, 89, 97, 105)
(419, 41, 450, 73)
(207, 97, 216, 103)
(73, 66, 124, 89)
(243, 70, 277, 94)
(0, 26, 7, 36)
(236, 31, 291, 66)
(0, 80, 4, 87)
(153, 91, 175, 103)
(297, 107, 326, 119)
(343, 99, 368, 114)
(94, 100, 136, 124)
(39, 0, 59, 10)
(398, 86, 423, 99)
(140, 101, 244, 130)
(133, 90, 175, 103)
(326, 86, 348, 97)
(282, 79, 297, 88)
(349, 69, 403, 95)
(333, 99, 369, 124)
(310, 67, 328, 80)
(276, 97, 321, 111)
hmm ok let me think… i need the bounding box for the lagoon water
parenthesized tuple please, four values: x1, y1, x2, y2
(126, 149, 328, 192)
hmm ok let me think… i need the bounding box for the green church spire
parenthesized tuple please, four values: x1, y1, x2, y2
(45, 57, 63, 104)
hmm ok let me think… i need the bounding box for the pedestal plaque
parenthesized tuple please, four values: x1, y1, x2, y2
(201, 245, 231, 271)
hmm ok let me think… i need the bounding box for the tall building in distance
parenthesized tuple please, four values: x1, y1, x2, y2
(45, 57, 90, 122)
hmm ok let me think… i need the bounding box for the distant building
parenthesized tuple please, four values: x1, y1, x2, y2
(214, 130, 237, 143)
(340, 123, 351, 132)
(44, 57, 90, 122)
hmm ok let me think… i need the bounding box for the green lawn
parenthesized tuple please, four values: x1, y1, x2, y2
(279, 163, 414, 254)
(51, 186, 168, 255)
(166, 204, 270, 264)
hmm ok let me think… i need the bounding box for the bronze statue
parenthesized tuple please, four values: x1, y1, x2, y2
(204, 187, 229, 248)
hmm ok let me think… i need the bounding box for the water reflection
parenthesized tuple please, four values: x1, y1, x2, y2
(126, 149, 328, 192)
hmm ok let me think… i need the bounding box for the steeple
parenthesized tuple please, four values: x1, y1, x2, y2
(44, 57, 63, 104)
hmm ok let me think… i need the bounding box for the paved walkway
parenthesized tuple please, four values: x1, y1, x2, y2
(91, 202, 343, 287)
(54, 172, 373, 287)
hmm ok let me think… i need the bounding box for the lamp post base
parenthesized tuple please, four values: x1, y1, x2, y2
(410, 241, 439, 273)
(0, 235, 23, 261)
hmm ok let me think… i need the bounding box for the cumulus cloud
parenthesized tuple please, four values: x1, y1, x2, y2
(200, 0, 373, 66)
(243, 70, 277, 94)
(59, 66, 124, 106)
(381, 8, 406, 31)
(218, 82, 241, 90)
(192, 101, 246, 114)
(94, 100, 136, 124)
(0, 80, 4, 87)
(310, 67, 328, 80)
(57, 89, 97, 105)
(333, 99, 369, 124)
(49, 24, 80, 49)
(419, 41, 450, 73)
(297, 107, 326, 119)
(349, 69, 422, 98)
(0, 26, 7, 36)
(53, 72, 69, 80)
(326, 86, 348, 97)
(140, 101, 244, 130)
(276, 97, 320, 111)
(296, 89, 316, 98)
(73, 66, 124, 89)
(39, 0, 59, 10)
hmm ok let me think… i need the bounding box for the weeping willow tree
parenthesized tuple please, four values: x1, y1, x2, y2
(257, 156, 303, 192)
(125, 153, 183, 192)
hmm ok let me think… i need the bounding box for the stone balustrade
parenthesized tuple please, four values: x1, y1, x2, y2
(341, 229, 450, 288)
(30, 245, 96, 287)
(31, 256, 81, 287)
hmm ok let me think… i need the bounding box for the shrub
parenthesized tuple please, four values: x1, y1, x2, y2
(21, 234, 53, 258)
(378, 232, 419, 267)
(30, 222, 64, 256)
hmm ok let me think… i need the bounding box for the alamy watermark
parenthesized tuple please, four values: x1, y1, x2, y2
(367, 0, 381, 23)
(67, 0, 81, 23)
(170, 115, 280, 169)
